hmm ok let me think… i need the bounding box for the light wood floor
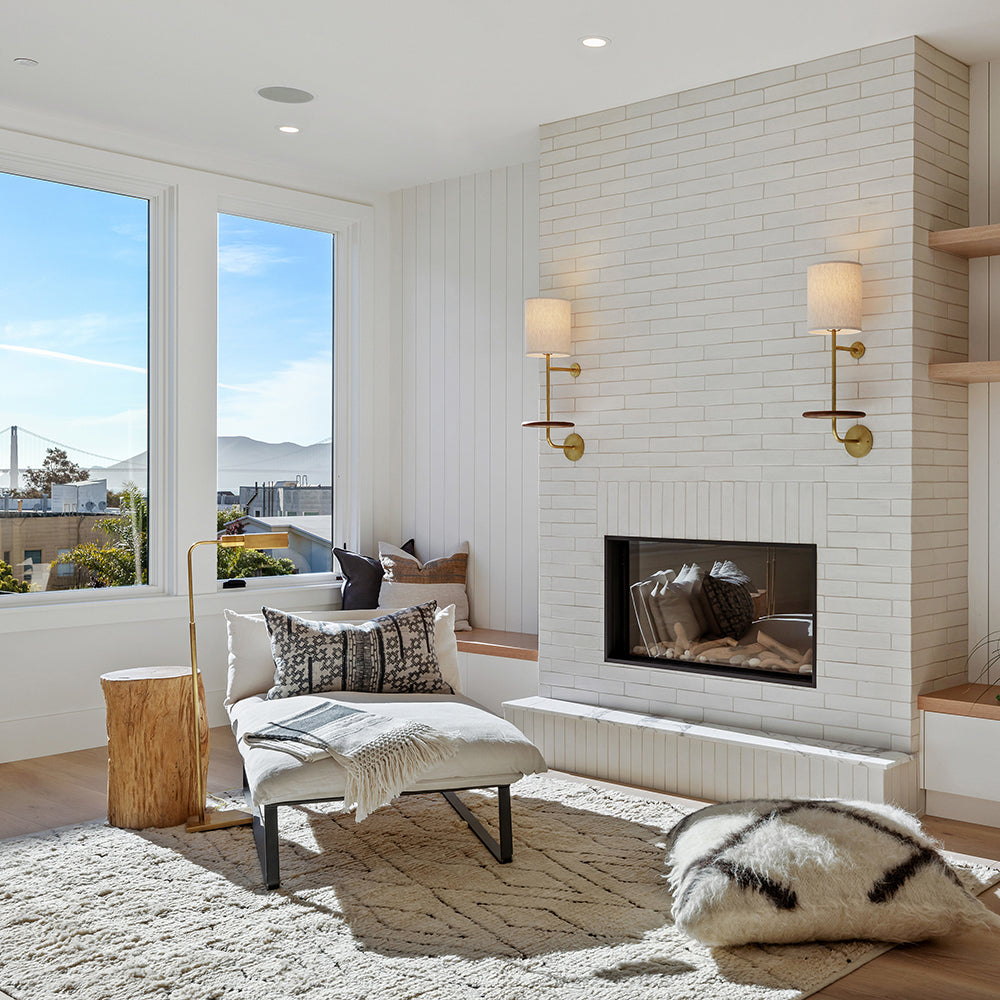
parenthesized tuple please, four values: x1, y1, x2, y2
(2, 729, 999, 1000)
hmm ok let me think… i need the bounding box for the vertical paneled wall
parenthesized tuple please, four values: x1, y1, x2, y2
(968, 62, 1000, 672)
(385, 164, 540, 632)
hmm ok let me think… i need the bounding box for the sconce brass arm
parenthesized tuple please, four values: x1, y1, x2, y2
(801, 329, 873, 458)
(521, 354, 585, 461)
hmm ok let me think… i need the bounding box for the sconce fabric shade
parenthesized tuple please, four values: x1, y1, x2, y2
(807, 261, 862, 334)
(525, 298, 571, 357)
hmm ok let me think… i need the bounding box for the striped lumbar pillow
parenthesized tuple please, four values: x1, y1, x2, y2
(665, 798, 1000, 946)
(262, 602, 450, 699)
(378, 541, 471, 630)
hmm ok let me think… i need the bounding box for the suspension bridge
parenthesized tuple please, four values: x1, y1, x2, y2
(0, 426, 333, 493)
(0, 425, 126, 490)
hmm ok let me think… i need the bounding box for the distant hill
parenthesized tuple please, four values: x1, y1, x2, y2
(89, 436, 332, 493)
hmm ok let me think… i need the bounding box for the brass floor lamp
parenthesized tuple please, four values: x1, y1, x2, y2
(186, 531, 288, 833)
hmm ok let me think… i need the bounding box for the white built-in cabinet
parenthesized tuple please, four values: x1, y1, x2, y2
(919, 684, 1000, 827)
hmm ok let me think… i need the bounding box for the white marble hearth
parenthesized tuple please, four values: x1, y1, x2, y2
(504, 697, 919, 813)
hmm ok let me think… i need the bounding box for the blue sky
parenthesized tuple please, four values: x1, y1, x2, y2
(0, 172, 333, 476)
(217, 214, 333, 448)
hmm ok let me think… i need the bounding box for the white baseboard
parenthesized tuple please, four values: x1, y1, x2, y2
(925, 790, 1000, 828)
(0, 688, 230, 764)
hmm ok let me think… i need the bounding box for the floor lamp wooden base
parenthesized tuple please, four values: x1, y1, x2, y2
(186, 809, 253, 832)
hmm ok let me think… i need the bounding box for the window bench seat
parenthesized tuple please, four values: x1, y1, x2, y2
(456, 629, 538, 661)
(454, 630, 538, 717)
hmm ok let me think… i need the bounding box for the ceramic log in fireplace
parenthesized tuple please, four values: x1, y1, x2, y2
(605, 536, 817, 688)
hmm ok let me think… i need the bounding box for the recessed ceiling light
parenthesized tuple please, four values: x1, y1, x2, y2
(13, 57, 39, 67)
(257, 86, 314, 104)
(277, 125, 300, 134)
(579, 36, 610, 48)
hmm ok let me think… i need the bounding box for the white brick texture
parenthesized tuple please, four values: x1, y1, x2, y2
(536, 37, 969, 757)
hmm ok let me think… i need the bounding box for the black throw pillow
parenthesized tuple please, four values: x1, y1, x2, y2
(334, 539, 415, 610)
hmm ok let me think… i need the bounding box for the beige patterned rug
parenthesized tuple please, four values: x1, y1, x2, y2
(1, 775, 997, 1000)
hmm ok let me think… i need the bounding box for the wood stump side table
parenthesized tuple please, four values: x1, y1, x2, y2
(100, 666, 209, 829)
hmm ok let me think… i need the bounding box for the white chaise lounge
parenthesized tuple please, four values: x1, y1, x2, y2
(224, 606, 548, 888)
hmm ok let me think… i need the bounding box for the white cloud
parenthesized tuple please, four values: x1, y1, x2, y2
(2, 313, 133, 345)
(218, 243, 293, 276)
(0, 343, 146, 373)
(45, 408, 149, 464)
(111, 222, 147, 243)
(218, 353, 332, 444)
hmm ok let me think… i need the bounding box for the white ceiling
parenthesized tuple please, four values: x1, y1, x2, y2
(4, 0, 1000, 194)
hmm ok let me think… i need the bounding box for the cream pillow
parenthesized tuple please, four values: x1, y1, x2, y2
(225, 603, 461, 706)
(666, 798, 1000, 946)
(379, 541, 471, 630)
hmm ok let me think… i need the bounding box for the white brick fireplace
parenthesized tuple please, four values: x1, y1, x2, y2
(517, 37, 972, 808)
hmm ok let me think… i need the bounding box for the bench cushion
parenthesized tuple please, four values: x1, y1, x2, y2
(230, 691, 547, 807)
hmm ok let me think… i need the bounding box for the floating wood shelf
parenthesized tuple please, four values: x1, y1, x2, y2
(928, 223, 1000, 258)
(928, 361, 1000, 384)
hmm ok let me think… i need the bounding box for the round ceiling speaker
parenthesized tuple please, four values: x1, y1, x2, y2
(256, 86, 314, 104)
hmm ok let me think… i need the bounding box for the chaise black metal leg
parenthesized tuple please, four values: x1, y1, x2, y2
(252, 803, 281, 889)
(442, 786, 513, 864)
(497, 785, 512, 862)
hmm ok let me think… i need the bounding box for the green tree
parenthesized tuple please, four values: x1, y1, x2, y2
(16, 447, 90, 499)
(0, 558, 30, 594)
(216, 506, 296, 579)
(56, 498, 296, 587)
(55, 483, 147, 587)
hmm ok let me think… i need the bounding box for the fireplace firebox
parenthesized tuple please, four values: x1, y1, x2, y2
(605, 535, 817, 688)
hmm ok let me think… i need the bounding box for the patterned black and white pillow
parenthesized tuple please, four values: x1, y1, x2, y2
(262, 602, 449, 699)
(665, 798, 1000, 946)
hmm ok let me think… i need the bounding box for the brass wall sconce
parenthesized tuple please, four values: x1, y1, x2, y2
(186, 531, 289, 833)
(801, 261, 873, 458)
(521, 297, 585, 462)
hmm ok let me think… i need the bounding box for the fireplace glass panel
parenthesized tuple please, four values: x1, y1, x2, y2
(605, 536, 817, 688)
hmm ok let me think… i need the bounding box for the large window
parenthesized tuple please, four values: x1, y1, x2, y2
(0, 171, 149, 595)
(216, 213, 334, 580)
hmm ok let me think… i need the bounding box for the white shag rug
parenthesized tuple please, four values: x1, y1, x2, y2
(1, 775, 997, 1000)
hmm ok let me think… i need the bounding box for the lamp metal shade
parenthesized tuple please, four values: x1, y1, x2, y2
(525, 298, 571, 357)
(807, 261, 862, 334)
(216, 532, 289, 549)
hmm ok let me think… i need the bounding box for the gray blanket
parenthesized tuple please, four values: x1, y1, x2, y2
(242, 701, 460, 821)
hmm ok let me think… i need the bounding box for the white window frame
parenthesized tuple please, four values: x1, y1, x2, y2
(212, 188, 370, 596)
(0, 146, 170, 611)
(0, 132, 374, 632)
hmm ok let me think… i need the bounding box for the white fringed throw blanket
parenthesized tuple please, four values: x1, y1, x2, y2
(242, 701, 460, 821)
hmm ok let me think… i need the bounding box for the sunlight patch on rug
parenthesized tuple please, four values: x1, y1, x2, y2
(1, 775, 997, 1000)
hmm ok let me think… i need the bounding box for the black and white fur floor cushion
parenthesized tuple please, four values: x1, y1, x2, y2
(665, 798, 1000, 946)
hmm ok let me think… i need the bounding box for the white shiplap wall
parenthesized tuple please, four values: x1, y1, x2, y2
(385, 164, 540, 632)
